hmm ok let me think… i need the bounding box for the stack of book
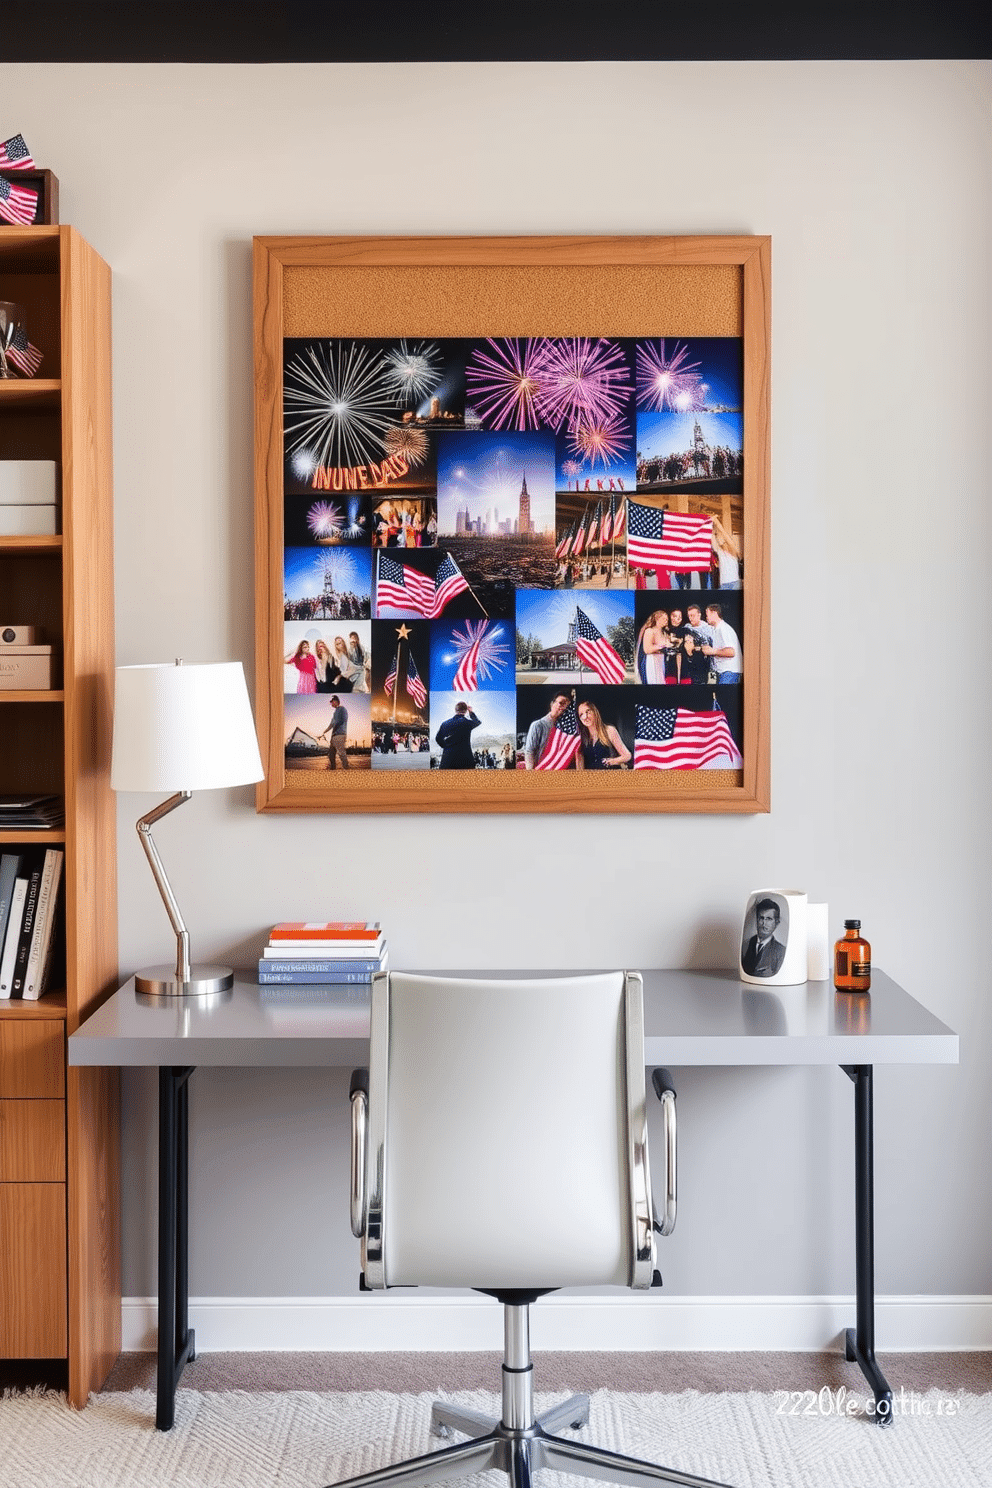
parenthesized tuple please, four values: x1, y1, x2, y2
(0, 794, 65, 829)
(0, 845, 64, 1000)
(258, 922, 387, 985)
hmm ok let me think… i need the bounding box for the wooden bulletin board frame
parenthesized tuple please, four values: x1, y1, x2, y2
(253, 234, 770, 815)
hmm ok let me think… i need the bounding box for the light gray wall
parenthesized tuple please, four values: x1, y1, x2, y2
(6, 61, 990, 1302)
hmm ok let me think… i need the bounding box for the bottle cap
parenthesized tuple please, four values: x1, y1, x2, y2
(844, 918, 861, 929)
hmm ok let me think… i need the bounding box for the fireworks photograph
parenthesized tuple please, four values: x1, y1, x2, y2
(516, 590, 635, 686)
(636, 410, 744, 492)
(284, 492, 372, 546)
(282, 337, 466, 496)
(429, 618, 515, 693)
(635, 337, 742, 415)
(429, 690, 518, 770)
(283, 547, 371, 621)
(555, 411, 636, 490)
(283, 339, 399, 477)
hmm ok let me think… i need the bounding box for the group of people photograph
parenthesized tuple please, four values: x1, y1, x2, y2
(372, 497, 437, 548)
(283, 625, 371, 694)
(635, 600, 742, 687)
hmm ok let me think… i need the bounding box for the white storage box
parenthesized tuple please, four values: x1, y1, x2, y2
(0, 645, 55, 690)
(0, 504, 58, 536)
(0, 461, 58, 505)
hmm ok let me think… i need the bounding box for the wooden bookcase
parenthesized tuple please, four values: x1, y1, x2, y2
(0, 226, 120, 1404)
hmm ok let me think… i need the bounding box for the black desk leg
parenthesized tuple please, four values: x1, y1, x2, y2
(157, 1066, 197, 1431)
(841, 1064, 893, 1426)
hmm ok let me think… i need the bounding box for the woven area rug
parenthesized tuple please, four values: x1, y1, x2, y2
(0, 1386, 988, 1488)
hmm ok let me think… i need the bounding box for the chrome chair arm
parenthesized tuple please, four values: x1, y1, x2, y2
(350, 1067, 369, 1238)
(651, 1067, 677, 1237)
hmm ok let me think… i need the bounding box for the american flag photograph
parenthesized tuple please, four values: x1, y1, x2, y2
(574, 606, 627, 686)
(374, 553, 435, 617)
(633, 702, 743, 771)
(626, 500, 713, 573)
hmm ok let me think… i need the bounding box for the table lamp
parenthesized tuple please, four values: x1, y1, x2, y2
(111, 659, 264, 996)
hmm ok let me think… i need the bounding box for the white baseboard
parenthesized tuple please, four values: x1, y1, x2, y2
(120, 1293, 992, 1355)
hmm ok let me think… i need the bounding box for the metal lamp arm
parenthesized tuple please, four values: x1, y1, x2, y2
(136, 791, 193, 984)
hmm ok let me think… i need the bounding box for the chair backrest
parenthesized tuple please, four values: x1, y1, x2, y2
(361, 970, 655, 1292)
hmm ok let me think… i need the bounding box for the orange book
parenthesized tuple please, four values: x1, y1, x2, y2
(269, 921, 381, 942)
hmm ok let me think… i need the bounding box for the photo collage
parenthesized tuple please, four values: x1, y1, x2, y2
(281, 334, 745, 774)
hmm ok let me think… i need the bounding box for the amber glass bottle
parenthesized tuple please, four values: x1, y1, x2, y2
(834, 919, 871, 992)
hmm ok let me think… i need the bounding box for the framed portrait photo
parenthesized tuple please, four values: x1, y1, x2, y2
(253, 235, 770, 815)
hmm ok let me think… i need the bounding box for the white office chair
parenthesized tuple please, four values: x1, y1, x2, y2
(338, 970, 734, 1488)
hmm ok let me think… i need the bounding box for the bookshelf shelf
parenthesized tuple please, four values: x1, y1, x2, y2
(0, 691, 65, 704)
(0, 380, 61, 409)
(0, 227, 118, 1404)
(0, 830, 66, 845)
(0, 990, 66, 1017)
(0, 535, 63, 554)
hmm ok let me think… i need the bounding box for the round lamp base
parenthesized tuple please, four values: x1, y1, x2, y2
(134, 964, 235, 997)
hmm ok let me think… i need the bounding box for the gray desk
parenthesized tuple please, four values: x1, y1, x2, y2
(70, 968, 957, 1431)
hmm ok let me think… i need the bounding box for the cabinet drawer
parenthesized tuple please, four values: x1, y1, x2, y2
(0, 1020, 64, 1098)
(0, 1181, 67, 1357)
(0, 1099, 64, 1181)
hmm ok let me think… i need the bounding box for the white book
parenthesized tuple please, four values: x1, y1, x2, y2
(22, 849, 63, 1000)
(263, 937, 386, 960)
(0, 878, 28, 998)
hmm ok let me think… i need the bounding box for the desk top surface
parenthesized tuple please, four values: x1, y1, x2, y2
(68, 968, 958, 1068)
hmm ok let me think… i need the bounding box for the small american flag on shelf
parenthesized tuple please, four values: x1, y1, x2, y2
(0, 134, 34, 170)
(5, 325, 43, 377)
(0, 174, 37, 226)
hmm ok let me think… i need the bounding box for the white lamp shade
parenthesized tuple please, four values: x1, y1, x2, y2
(111, 662, 265, 793)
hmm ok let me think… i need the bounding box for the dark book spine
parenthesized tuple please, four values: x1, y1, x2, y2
(10, 856, 43, 999)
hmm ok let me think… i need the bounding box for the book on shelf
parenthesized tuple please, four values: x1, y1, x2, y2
(0, 851, 24, 956)
(22, 847, 64, 1000)
(9, 850, 45, 998)
(257, 960, 386, 984)
(0, 876, 28, 997)
(268, 921, 380, 942)
(262, 936, 386, 959)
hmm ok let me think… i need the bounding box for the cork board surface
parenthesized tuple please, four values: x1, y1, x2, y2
(284, 767, 743, 796)
(283, 264, 741, 339)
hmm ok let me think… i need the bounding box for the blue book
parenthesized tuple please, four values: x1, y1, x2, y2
(257, 965, 380, 985)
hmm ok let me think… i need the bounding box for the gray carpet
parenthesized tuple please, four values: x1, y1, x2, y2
(4, 1386, 992, 1488)
(101, 1349, 992, 1395)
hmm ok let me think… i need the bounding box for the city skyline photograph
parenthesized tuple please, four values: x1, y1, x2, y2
(436, 429, 556, 536)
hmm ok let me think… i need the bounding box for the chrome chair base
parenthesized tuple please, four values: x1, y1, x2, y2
(323, 1414, 735, 1488)
(323, 1304, 735, 1488)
